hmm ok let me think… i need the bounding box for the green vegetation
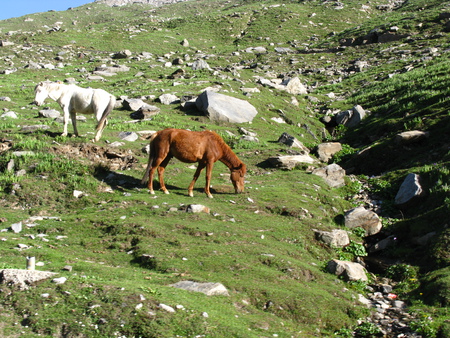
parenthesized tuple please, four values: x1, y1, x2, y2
(1, 0, 450, 336)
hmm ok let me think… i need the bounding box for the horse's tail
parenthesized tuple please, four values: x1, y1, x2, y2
(95, 95, 116, 132)
(141, 132, 159, 185)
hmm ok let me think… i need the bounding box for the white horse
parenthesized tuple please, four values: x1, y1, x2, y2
(34, 81, 116, 142)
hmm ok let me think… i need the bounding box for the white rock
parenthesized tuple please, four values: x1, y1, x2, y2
(159, 303, 175, 313)
(52, 277, 67, 284)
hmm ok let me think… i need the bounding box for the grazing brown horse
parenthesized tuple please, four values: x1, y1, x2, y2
(141, 128, 246, 198)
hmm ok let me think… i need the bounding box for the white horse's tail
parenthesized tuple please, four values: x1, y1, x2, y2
(95, 95, 115, 132)
(141, 132, 159, 185)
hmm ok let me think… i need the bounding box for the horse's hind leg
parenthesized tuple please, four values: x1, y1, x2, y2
(70, 111, 79, 136)
(62, 108, 71, 137)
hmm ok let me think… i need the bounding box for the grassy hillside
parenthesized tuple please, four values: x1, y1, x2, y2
(0, 0, 449, 336)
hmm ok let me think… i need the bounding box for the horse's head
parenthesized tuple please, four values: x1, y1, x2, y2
(230, 162, 246, 194)
(33, 82, 50, 106)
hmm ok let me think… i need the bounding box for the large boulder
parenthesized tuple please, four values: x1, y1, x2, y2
(195, 90, 258, 123)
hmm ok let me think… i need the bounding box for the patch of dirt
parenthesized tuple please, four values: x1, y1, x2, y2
(50, 143, 139, 171)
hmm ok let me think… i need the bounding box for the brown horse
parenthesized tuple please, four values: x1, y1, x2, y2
(141, 128, 246, 198)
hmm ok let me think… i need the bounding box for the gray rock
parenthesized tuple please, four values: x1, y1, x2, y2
(368, 235, 396, 253)
(394, 173, 425, 207)
(327, 259, 368, 281)
(316, 142, 342, 162)
(186, 204, 210, 214)
(52, 277, 67, 284)
(195, 90, 258, 123)
(159, 303, 175, 312)
(10, 221, 22, 233)
(158, 93, 179, 105)
(395, 130, 429, 145)
(314, 229, 350, 248)
(312, 163, 346, 188)
(122, 98, 147, 111)
(113, 50, 132, 59)
(283, 77, 308, 95)
(191, 59, 211, 71)
(20, 125, 50, 132)
(39, 109, 61, 119)
(1, 111, 18, 119)
(118, 131, 139, 142)
(268, 154, 316, 169)
(344, 206, 382, 236)
(170, 280, 230, 296)
(335, 105, 366, 127)
(0, 269, 58, 290)
(277, 132, 309, 153)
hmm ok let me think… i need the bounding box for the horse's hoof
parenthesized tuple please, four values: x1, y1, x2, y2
(164, 190, 170, 195)
(188, 192, 194, 197)
(207, 194, 214, 199)
(150, 190, 155, 195)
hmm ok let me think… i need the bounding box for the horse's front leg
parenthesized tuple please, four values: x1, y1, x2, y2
(188, 163, 206, 197)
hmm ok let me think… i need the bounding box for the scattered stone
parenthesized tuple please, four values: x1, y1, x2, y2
(39, 109, 61, 119)
(170, 280, 230, 296)
(21, 125, 51, 132)
(158, 93, 179, 105)
(394, 173, 425, 208)
(10, 221, 22, 233)
(271, 155, 316, 170)
(344, 206, 382, 236)
(130, 105, 160, 119)
(122, 98, 147, 111)
(277, 132, 309, 152)
(186, 204, 210, 214)
(316, 142, 342, 162)
(284, 77, 308, 95)
(52, 277, 67, 284)
(1, 111, 18, 119)
(312, 163, 346, 188)
(335, 105, 366, 127)
(73, 190, 85, 198)
(191, 59, 211, 71)
(368, 235, 396, 253)
(159, 303, 175, 313)
(314, 229, 350, 248)
(395, 130, 429, 145)
(118, 131, 139, 141)
(327, 259, 368, 281)
(113, 49, 132, 59)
